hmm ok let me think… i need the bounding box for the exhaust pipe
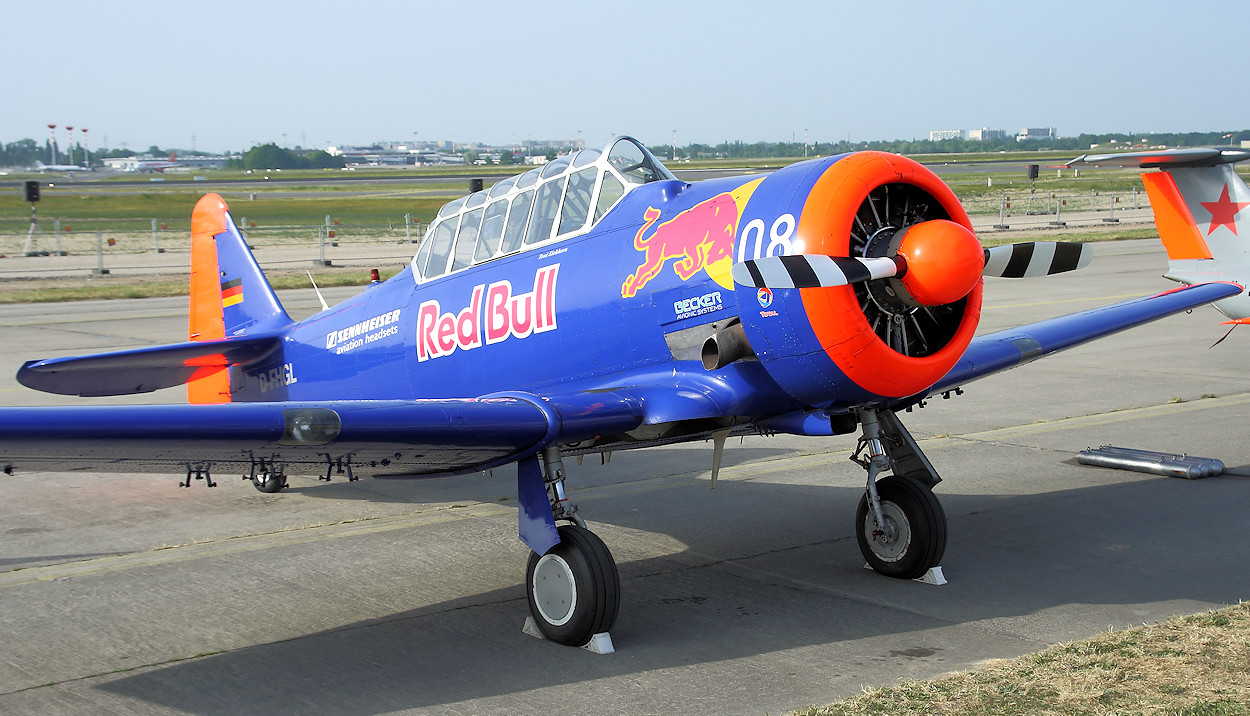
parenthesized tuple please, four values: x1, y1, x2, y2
(702, 320, 755, 370)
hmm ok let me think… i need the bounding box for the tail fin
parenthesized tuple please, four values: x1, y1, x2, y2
(1068, 149, 1250, 322)
(189, 194, 292, 402)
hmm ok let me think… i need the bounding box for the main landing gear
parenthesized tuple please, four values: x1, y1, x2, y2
(851, 408, 947, 581)
(524, 448, 620, 650)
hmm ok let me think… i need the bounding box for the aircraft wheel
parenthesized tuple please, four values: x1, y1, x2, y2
(525, 524, 620, 646)
(251, 472, 285, 493)
(856, 475, 946, 580)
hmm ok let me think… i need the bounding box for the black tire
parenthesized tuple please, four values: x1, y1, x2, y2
(855, 475, 946, 579)
(251, 472, 285, 493)
(525, 524, 620, 646)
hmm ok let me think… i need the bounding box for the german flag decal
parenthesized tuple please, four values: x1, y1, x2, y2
(221, 278, 243, 307)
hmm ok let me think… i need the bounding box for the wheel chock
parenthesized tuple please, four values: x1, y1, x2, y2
(521, 616, 545, 640)
(863, 563, 947, 585)
(521, 617, 616, 654)
(582, 632, 615, 654)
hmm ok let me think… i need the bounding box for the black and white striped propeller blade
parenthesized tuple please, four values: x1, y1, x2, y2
(982, 242, 1092, 278)
(732, 241, 1093, 290)
(730, 255, 904, 289)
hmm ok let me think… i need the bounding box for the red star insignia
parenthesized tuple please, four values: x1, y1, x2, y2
(1200, 184, 1250, 235)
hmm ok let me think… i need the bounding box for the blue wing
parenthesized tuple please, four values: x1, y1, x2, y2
(931, 282, 1243, 395)
(0, 396, 642, 478)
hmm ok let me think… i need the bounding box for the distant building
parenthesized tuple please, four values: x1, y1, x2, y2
(102, 155, 228, 172)
(929, 128, 1008, 142)
(1016, 127, 1057, 142)
(968, 128, 1007, 141)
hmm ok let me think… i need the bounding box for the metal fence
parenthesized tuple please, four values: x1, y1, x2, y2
(0, 188, 1160, 278)
(0, 215, 429, 276)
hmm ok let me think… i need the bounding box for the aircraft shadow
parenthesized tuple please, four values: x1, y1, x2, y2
(94, 468, 1250, 714)
(278, 442, 800, 505)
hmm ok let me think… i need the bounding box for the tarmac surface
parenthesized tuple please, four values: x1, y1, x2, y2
(0, 239, 1247, 714)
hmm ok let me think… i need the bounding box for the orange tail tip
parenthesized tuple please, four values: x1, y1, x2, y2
(192, 193, 230, 241)
(188, 194, 230, 403)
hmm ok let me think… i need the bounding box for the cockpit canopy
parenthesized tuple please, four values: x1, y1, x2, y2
(411, 136, 676, 282)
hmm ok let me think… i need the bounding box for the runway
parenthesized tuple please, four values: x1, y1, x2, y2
(0, 239, 1247, 715)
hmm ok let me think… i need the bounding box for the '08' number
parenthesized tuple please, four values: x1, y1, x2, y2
(737, 213, 796, 263)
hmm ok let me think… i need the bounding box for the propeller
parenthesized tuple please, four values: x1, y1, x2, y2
(732, 224, 1091, 302)
(730, 179, 1093, 359)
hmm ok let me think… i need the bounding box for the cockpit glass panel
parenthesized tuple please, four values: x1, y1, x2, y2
(450, 208, 483, 271)
(437, 196, 466, 218)
(595, 172, 626, 221)
(487, 175, 516, 198)
(422, 215, 460, 278)
(572, 148, 601, 167)
(525, 177, 566, 245)
(607, 138, 675, 184)
(500, 190, 534, 254)
(516, 168, 541, 189)
(557, 168, 596, 236)
(465, 191, 488, 209)
(413, 225, 435, 277)
(474, 199, 509, 262)
(540, 156, 571, 178)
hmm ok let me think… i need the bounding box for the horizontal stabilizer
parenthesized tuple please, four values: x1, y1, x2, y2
(17, 334, 282, 397)
(1067, 148, 1250, 169)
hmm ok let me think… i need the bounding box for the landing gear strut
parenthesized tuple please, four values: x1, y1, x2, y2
(852, 408, 947, 580)
(524, 447, 620, 648)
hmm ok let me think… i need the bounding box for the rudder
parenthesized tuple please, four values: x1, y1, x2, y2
(188, 194, 291, 403)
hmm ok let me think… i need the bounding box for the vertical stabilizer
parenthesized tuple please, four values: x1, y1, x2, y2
(1068, 149, 1250, 322)
(188, 194, 291, 403)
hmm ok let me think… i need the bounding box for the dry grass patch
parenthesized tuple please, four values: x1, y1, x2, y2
(793, 602, 1250, 716)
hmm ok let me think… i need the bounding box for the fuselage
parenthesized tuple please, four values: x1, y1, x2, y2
(227, 141, 984, 442)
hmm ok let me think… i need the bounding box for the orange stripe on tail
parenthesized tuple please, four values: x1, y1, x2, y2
(187, 194, 232, 404)
(1141, 172, 1213, 260)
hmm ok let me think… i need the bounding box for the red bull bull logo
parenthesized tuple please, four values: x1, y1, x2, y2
(620, 179, 763, 299)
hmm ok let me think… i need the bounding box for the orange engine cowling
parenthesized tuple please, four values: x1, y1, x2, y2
(735, 152, 983, 409)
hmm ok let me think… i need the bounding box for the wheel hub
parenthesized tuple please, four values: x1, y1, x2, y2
(865, 502, 911, 563)
(531, 553, 577, 626)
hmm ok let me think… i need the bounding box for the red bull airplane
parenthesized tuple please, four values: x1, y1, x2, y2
(1067, 147, 1250, 324)
(1, 137, 1239, 651)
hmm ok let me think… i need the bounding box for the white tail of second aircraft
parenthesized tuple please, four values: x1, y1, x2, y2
(1069, 148, 1250, 323)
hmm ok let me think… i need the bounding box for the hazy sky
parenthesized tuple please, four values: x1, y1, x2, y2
(7, 0, 1244, 154)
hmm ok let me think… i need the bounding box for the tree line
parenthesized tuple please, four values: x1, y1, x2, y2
(648, 130, 1250, 160)
(6, 130, 1250, 169)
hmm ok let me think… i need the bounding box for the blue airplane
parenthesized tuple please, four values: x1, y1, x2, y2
(0, 137, 1239, 650)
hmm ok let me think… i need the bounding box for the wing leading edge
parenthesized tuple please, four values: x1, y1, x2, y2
(0, 394, 643, 478)
(931, 281, 1243, 395)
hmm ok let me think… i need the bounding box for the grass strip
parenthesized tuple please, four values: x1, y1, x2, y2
(792, 602, 1250, 716)
(0, 269, 398, 304)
